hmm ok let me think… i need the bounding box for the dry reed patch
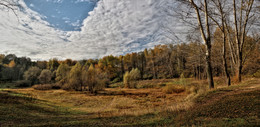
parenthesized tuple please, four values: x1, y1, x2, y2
(9, 86, 190, 118)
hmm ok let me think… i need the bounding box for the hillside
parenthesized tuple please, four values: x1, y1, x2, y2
(0, 78, 259, 126)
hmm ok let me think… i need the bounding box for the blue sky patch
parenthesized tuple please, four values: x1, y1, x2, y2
(24, 0, 98, 31)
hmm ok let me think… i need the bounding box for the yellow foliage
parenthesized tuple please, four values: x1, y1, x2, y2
(8, 60, 16, 68)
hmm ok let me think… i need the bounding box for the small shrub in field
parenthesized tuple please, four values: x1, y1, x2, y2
(163, 84, 185, 94)
(186, 85, 200, 94)
(33, 84, 53, 90)
(111, 77, 121, 84)
(15, 80, 31, 87)
(253, 70, 260, 78)
(180, 73, 187, 86)
(61, 83, 73, 90)
(123, 72, 130, 88)
(123, 68, 140, 88)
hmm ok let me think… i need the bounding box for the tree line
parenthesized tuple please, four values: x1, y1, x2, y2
(0, 28, 259, 92)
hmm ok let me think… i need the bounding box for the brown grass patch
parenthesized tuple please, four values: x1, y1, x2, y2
(162, 84, 186, 94)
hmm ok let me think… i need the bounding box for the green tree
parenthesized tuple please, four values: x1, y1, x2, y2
(56, 63, 70, 85)
(68, 62, 82, 91)
(23, 66, 41, 85)
(47, 58, 60, 72)
(86, 64, 108, 93)
(38, 69, 52, 84)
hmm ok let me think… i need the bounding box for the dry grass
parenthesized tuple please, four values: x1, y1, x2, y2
(9, 78, 211, 118)
(11, 84, 191, 118)
(2, 78, 259, 126)
(162, 84, 186, 94)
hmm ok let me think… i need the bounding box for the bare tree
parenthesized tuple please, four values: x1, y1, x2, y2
(230, 0, 257, 82)
(207, 0, 231, 86)
(176, 0, 215, 88)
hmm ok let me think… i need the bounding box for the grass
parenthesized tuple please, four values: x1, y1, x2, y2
(0, 82, 17, 89)
(0, 78, 259, 126)
(174, 78, 260, 126)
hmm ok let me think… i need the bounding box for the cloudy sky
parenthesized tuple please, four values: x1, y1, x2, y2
(0, 0, 182, 61)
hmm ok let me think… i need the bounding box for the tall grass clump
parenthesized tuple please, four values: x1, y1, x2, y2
(163, 84, 185, 94)
(124, 68, 140, 88)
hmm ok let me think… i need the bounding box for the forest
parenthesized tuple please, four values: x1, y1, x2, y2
(0, 0, 259, 126)
(0, 28, 259, 92)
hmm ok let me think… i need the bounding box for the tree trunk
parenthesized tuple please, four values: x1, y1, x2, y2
(121, 58, 124, 80)
(222, 34, 231, 86)
(205, 40, 214, 89)
(236, 51, 243, 82)
(190, 0, 214, 88)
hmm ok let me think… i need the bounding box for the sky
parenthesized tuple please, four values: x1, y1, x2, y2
(0, 0, 183, 61)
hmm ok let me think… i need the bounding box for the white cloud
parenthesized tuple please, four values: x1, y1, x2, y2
(0, 0, 181, 61)
(29, 3, 34, 7)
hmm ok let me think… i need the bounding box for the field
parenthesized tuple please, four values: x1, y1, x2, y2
(0, 78, 259, 126)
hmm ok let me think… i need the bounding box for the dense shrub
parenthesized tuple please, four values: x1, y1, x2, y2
(33, 84, 53, 90)
(33, 83, 62, 90)
(51, 83, 62, 89)
(124, 68, 141, 88)
(86, 64, 108, 93)
(162, 84, 185, 94)
(253, 70, 260, 78)
(61, 83, 72, 90)
(38, 69, 52, 84)
(23, 66, 41, 85)
(15, 80, 31, 87)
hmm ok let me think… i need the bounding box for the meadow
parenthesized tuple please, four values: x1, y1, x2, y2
(0, 78, 259, 126)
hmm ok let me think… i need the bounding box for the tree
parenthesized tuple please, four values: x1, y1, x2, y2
(207, 0, 231, 85)
(38, 69, 52, 84)
(47, 58, 60, 72)
(23, 66, 41, 85)
(8, 60, 16, 68)
(36, 61, 47, 69)
(2, 54, 17, 65)
(0, 54, 4, 64)
(0, 67, 14, 82)
(56, 63, 71, 85)
(229, 0, 257, 82)
(86, 64, 107, 93)
(68, 62, 82, 91)
(177, 0, 215, 88)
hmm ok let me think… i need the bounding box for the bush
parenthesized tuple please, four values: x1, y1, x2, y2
(33, 84, 53, 90)
(162, 84, 185, 94)
(124, 68, 141, 88)
(110, 77, 121, 84)
(61, 83, 73, 90)
(23, 66, 41, 85)
(51, 83, 61, 89)
(38, 69, 52, 84)
(253, 70, 260, 78)
(15, 80, 31, 87)
(123, 72, 130, 88)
